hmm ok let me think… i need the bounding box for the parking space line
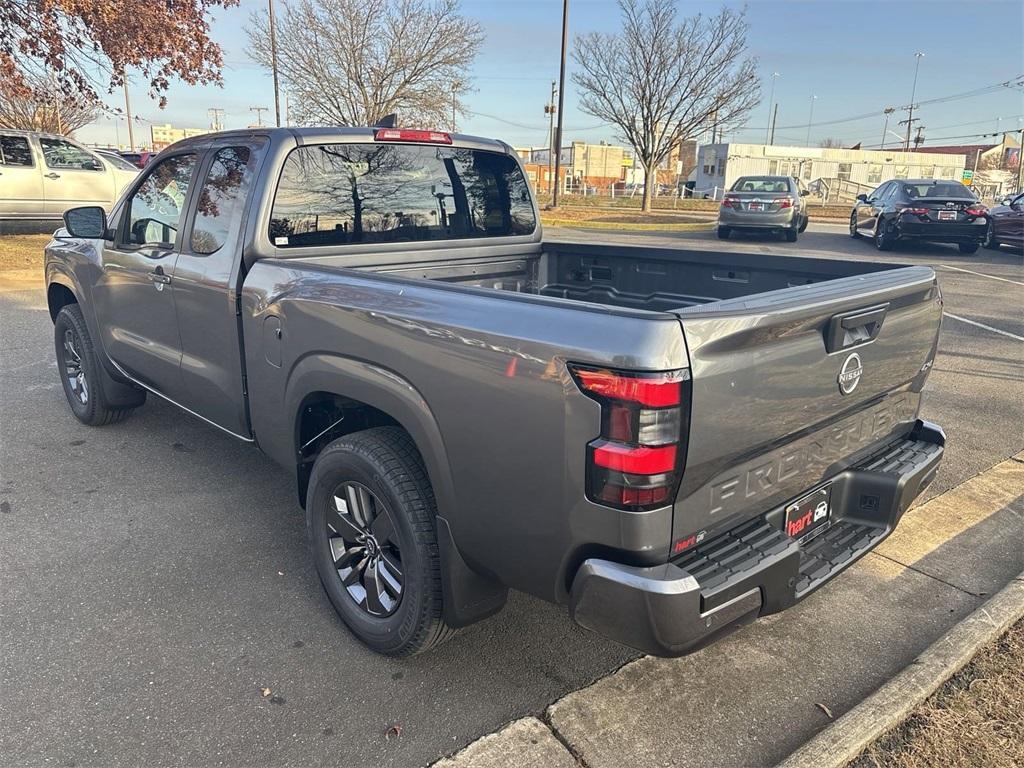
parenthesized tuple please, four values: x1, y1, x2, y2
(945, 312, 1024, 342)
(939, 264, 1024, 287)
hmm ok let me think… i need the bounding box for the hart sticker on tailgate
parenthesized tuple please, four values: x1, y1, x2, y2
(784, 486, 832, 539)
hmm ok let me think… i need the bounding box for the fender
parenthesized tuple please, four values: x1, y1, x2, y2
(281, 352, 508, 627)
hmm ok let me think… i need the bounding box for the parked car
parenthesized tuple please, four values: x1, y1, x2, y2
(96, 149, 144, 172)
(718, 175, 810, 242)
(117, 150, 155, 169)
(850, 179, 987, 254)
(0, 130, 138, 225)
(982, 191, 1024, 251)
(45, 127, 945, 658)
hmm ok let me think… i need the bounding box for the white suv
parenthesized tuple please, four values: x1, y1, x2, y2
(0, 130, 138, 226)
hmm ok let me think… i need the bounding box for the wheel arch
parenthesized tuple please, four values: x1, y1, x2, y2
(46, 275, 78, 322)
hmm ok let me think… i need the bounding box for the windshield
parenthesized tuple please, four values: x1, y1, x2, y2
(270, 143, 536, 248)
(731, 176, 791, 193)
(100, 152, 139, 171)
(901, 181, 975, 199)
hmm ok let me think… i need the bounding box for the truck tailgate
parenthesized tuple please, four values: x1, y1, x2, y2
(671, 265, 941, 544)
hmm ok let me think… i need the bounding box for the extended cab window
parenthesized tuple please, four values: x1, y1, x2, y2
(191, 146, 254, 255)
(270, 143, 536, 248)
(0, 136, 33, 166)
(39, 138, 102, 171)
(125, 154, 198, 247)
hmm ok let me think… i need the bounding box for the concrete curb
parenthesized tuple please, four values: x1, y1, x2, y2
(775, 567, 1024, 768)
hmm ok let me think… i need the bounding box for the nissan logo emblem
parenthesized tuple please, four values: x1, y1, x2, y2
(838, 352, 863, 395)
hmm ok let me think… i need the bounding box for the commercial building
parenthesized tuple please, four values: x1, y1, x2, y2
(150, 123, 210, 151)
(528, 141, 632, 191)
(694, 143, 967, 200)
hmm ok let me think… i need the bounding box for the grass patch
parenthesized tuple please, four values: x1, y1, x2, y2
(0, 234, 50, 272)
(851, 617, 1024, 768)
(539, 206, 715, 231)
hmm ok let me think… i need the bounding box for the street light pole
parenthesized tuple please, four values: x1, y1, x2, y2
(551, 0, 569, 209)
(268, 0, 282, 127)
(905, 52, 924, 151)
(805, 94, 817, 146)
(880, 107, 895, 150)
(122, 69, 135, 152)
(765, 71, 780, 144)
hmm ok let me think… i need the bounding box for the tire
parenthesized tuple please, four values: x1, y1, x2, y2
(54, 304, 143, 426)
(874, 218, 894, 251)
(849, 212, 861, 239)
(717, 226, 730, 239)
(798, 214, 808, 233)
(959, 242, 979, 255)
(306, 426, 455, 656)
(784, 226, 798, 243)
(983, 223, 1000, 251)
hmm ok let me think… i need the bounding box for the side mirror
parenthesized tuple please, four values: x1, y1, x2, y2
(856, 193, 868, 203)
(63, 206, 108, 239)
(800, 189, 810, 197)
(1001, 198, 1013, 206)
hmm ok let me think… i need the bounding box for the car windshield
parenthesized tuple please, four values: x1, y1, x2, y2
(731, 177, 790, 193)
(100, 152, 138, 171)
(901, 181, 975, 199)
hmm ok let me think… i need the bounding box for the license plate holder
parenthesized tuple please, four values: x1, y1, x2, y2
(749, 202, 763, 211)
(937, 210, 957, 221)
(784, 485, 832, 540)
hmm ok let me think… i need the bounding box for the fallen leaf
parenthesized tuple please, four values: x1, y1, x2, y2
(815, 702, 834, 719)
(385, 724, 402, 739)
(278, 571, 284, 576)
(261, 687, 272, 698)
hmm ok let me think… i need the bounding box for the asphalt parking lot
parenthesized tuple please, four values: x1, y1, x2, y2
(1, 224, 1021, 767)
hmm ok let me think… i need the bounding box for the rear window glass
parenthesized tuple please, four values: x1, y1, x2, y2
(270, 143, 536, 248)
(900, 181, 975, 199)
(0, 136, 33, 166)
(730, 176, 791, 193)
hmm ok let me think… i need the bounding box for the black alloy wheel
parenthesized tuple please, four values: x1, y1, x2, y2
(325, 481, 404, 617)
(849, 211, 860, 238)
(61, 327, 89, 406)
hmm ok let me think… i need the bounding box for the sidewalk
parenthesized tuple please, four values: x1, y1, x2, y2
(434, 452, 1024, 768)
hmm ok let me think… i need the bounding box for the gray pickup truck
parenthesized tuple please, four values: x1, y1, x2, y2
(44, 127, 945, 657)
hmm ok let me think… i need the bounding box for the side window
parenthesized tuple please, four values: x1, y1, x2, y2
(39, 138, 102, 171)
(0, 136, 34, 166)
(870, 183, 888, 200)
(124, 154, 198, 247)
(191, 146, 254, 255)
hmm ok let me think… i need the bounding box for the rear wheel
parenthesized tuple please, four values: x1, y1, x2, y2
(717, 226, 730, 239)
(983, 223, 1000, 250)
(306, 426, 455, 656)
(54, 304, 143, 426)
(874, 218, 895, 251)
(849, 212, 860, 238)
(959, 242, 979, 255)
(784, 226, 798, 243)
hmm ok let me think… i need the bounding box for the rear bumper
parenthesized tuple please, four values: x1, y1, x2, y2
(898, 220, 986, 242)
(719, 208, 797, 229)
(568, 420, 945, 656)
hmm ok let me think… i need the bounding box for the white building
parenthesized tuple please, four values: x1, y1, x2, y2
(694, 143, 967, 200)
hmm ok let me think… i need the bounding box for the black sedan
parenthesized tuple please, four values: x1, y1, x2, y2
(983, 191, 1024, 251)
(850, 179, 988, 254)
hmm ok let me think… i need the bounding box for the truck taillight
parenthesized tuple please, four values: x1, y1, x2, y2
(374, 128, 453, 144)
(570, 365, 691, 512)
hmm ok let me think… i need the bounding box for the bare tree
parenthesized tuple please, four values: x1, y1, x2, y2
(818, 137, 843, 148)
(573, 1, 759, 210)
(0, 70, 98, 134)
(246, 0, 483, 128)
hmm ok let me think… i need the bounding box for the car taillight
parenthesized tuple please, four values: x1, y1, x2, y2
(899, 207, 929, 216)
(965, 206, 986, 217)
(721, 197, 739, 208)
(570, 365, 691, 512)
(778, 198, 794, 209)
(374, 128, 453, 144)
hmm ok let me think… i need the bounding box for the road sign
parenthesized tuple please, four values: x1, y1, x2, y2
(962, 169, 974, 185)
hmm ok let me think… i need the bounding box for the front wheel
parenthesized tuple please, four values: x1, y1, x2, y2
(54, 304, 143, 426)
(798, 214, 808, 233)
(849, 212, 861, 238)
(306, 426, 456, 656)
(959, 242, 980, 255)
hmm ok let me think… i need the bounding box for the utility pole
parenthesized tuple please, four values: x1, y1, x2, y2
(898, 116, 919, 150)
(880, 107, 895, 150)
(551, 0, 569, 209)
(912, 125, 925, 150)
(805, 94, 817, 146)
(545, 81, 557, 194)
(449, 80, 462, 132)
(1017, 127, 1023, 193)
(904, 52, 924, 150)
(769, 103, 778, 145)
(122, 70, 135, 152)
(268, 0, 282, 127)
(765, 71, 780, 144)
(208, 108, 225, 132)
(250, 106, 268, 127)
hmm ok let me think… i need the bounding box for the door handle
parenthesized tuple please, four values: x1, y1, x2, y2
(825, 303, 889, 353)
(45, 172, 61, 179)
(148, 268, 172, 289)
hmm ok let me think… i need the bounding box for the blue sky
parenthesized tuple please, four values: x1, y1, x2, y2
(78, 0, 1024, 151)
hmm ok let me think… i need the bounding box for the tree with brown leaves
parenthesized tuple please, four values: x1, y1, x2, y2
(0, 72, 99, 135)
(1, 0, 238, 108)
